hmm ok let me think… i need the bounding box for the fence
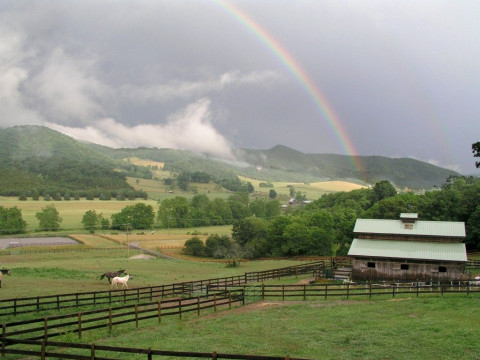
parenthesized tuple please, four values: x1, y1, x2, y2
(1, 290, 244, 343)
(1, 338, 310, 360)
(465, 259, 480, 270)
(235, 281, 480, 302)
(0, 261, 326, 319)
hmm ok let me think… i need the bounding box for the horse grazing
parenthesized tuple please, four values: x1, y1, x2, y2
(100, 269, 126, 284)
(111, 274, 132, 289)
(0, 269, 11, 288)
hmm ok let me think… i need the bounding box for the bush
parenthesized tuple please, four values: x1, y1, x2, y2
(183, 237, 206, 257)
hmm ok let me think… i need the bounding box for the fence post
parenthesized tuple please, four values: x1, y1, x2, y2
(198, 296, 201, 316)
(93, 292, 96, 307)
(158, 301, 162, 323)
(416, 280, 419, 297)
(90, 344, 95, 360)
(262, 284, 265, 300)
(303, 285, 306, 301)
(78, 313, 82, 339)
(242, 289, 245, 306)
(467, 276, 470, 296)
(41, 340, 46, 360)
(108, 308, 112, 332)
(13, 298, 17, 317)
(282, 285, 285, 301)
(179, 299, 182, 320)
(150, 287, 153, 302)
(2, 323, 6, 355)
(37, 296, 40, 312)
(43, 317, 48, 342)
(347, 283, 350, 300)
(56, 294, 60, 310)
(228, 291, 232, 310)
(134, 304, 139, 328)
(212, 351, 218, 360)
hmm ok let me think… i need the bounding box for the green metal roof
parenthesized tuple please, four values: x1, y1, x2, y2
(353, 219, 465, 237)
(348, 238, 467, 262)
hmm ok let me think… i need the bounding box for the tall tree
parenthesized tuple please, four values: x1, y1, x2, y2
(0, 206, 27, 235)
(35, 204, 62, 231)
(473, 142, 480, 168)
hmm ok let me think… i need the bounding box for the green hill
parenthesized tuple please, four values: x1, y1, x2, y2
(235, 145, 458, 189)
(0, 126, 459, 194)
(0, 126, 134, 195)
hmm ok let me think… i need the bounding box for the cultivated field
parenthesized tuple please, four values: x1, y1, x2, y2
(0, 196, 159, 232)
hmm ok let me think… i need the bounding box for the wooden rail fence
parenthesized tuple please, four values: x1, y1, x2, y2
(1, 338, 311, 360)
(233, 281, 480, 301)
(0, 261, 325, 319)
(1, 290, 244, 343)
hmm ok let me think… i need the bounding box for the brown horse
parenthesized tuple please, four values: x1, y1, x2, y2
(0, 269, 11, 288)
(100, 269, 126, 284)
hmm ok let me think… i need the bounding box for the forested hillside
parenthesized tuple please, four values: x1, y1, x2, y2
(236, 145, 458, 189)
(0, 126, 147, 196)
(0, 126, 460, 196)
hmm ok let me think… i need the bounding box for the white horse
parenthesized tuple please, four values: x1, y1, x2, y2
(111, 274, 132, 289)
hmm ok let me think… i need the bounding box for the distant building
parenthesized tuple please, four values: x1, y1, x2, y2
(348, 213, 467, 282)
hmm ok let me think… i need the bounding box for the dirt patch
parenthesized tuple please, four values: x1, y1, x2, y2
(129, 254, 155, 260)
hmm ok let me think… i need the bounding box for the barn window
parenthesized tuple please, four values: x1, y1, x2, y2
(438, 266, 447, 273)
(367, 262, 376, 268)
(401, 264, 409, 270)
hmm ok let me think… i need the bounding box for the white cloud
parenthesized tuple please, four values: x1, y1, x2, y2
(47, 98, 235, 159)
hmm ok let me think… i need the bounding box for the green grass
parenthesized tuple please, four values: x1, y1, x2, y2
(0, 249, 479, 359)
(65, 296, 480, 360)
(0, 250, 308, 299)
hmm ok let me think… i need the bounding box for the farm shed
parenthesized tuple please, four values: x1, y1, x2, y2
(347, 213, 467, 282)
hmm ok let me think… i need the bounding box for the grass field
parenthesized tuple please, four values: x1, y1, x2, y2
(0, 249, 479, 359)
(0, 249, 304, 299)
(0, 196, 159, 232)
(92, 296, 480, 360)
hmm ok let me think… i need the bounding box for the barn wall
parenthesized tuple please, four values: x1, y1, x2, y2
(351, 258, 466, 282)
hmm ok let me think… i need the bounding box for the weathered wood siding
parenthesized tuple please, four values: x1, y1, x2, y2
(351, 258, 466, 281)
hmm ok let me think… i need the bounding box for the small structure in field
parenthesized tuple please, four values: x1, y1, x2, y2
(348, 213, 467, 282)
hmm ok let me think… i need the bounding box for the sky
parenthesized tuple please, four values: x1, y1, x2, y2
(1, 1, 479, 174)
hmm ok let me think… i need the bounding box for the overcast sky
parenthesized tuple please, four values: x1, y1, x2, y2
(1, 1, 479, 174)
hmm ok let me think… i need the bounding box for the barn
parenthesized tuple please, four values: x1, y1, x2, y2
(347, 213, 468, 282)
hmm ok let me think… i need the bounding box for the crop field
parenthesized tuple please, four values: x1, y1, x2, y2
(0, 196, 159, 232)
(238, 176, 366, 200)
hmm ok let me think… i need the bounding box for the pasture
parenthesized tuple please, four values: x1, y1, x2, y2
(0, 249, 306, 299)
(0, 248, 478, 359)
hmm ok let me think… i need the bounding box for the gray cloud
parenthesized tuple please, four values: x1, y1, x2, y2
(0, 0, 479, 173)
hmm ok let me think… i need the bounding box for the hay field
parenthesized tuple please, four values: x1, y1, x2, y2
(0, 197, 158, 231)
(239, 176, 366, 200)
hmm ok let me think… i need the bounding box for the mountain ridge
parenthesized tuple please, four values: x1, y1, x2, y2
(0, 125, 459, 191)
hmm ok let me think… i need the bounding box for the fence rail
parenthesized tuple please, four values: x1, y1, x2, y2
(0, 261, 326, 319)
(234, 281, 480, 301)
(1, 338, 310, 360)
(2, 290, 244, 343)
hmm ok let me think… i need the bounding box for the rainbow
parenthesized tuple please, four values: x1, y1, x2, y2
(214, 0, 365, 175)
